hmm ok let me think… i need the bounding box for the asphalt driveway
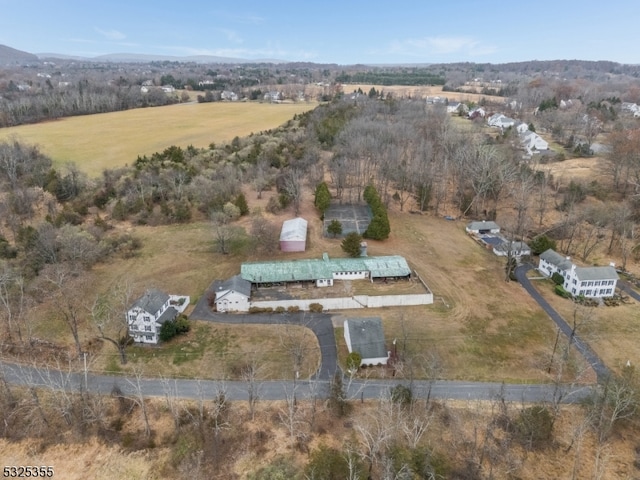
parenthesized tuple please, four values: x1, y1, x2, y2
(190, 282, 338, 380)
(515, 264, 610, 383)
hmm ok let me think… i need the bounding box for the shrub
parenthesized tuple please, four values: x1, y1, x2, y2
(530, 235, 557, 255)
(554, 284, 572, 298)
(287, 305, 300, 313)
(275, 306, 286, 314)
(390, 384, 413, 406)
(346, 351, 362, 372)
(309, 303, 323, 313)
(515, 406, 554, 449)
(0, 236, 17, 259)
(551, 272, 565, 285)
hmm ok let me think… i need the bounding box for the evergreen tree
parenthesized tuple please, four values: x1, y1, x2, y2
(327, 219, 342, 238)
(314, 181, 331, 216)
(341, 232, 362, 257)
(234, 192, 249, 216)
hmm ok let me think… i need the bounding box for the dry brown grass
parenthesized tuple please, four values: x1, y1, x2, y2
(340, 84, 503, 104)
(0, 101, 317, 177)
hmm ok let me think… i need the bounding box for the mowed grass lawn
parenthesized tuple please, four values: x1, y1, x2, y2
(0, 100, 317, 177)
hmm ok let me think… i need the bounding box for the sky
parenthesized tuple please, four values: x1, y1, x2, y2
(1, 0, 639, 65)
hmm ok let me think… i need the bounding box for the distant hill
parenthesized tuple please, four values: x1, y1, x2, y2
(35, 51, 286, 64)
(0, 44, 39, 65)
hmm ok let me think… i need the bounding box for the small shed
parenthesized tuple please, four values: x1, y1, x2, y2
(466, 220, 500, 235)
(215, 275, 252, 312)
(344, 317, 389, 367)
(280, 217, 308, 252)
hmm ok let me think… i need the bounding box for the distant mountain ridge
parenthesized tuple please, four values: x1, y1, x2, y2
(0, 44, 39, 64)
(37, 50, 285, 64)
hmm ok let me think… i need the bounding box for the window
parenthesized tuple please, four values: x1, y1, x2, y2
(572, 279, 577, 285)
(129, 314, 136, 321)
(145, 335, 153, 341)
(595, 281, 601, 286)
(144, 316, 150, 322)
(572, 288, 576, 294)
(145, 326, 152, 332)
(606, 289, 612, 295)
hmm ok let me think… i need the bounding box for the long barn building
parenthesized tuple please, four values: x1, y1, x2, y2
(241, 253, 411, 287)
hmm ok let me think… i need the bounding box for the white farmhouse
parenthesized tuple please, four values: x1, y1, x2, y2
(538, 249, 618, 298)
(487, 113, 516, 129)
(127, 289, 178, 344)
(344, 317, 389, 367)
(520, 131, 549, 155)
(214, 275, 252, 312)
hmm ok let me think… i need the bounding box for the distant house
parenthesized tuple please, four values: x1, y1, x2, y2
(214, 275, 252, 312)
(515, 122, 529, 134)
(487, 113, 516, 129)
(127, 289, 178, 344)
(466, 221, 500, 235)
(280, 217, 308, 252)
(447, 102, 468, 114)
(264, 91, 282, 102)
(538, 249, 618, 298)
(493, 240, 531, 258)
(161, 85, 175, 93)
(221, 90, 239, 101)
(343, 317, 389, 367)
(468, 107, 486, 120)
(520, 131, 549, 155)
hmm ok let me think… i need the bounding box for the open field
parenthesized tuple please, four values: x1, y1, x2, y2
(341, 84, 503, 104)
(0, 101, 317, 177)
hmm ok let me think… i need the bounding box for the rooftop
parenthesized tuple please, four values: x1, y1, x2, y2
(345, 317, 388, 360)
(241, 254, 411, 284)
(131, 288, 169, 314)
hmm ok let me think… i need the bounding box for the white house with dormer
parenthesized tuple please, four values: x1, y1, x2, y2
(488, 113, 517, 129)
(538, 249, 618, 298)
(127, 288, 189, 344)
(520, 131, 549, 155)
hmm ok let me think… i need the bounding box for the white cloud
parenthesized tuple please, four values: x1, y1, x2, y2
(218, 29, 243, 44)
(388, 35, 496, 58)
(94, 27, 126, 41)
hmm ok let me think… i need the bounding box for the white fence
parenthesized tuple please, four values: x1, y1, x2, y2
(250, 292, 433, 312)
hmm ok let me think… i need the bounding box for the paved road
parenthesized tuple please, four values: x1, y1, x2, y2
(0, 274, 604, 405)
(190, 282, 337, 380)
(0, 361, 595, 404)
(617, 279, 640, 303)
(515, 264, 611, 383)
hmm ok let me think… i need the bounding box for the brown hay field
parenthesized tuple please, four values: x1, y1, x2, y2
(0, 101, 317, 177)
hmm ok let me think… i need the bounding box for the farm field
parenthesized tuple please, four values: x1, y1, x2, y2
(0, 100, 317, 177)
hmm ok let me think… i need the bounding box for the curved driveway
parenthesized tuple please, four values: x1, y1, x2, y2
(515, 264, 610, 383)
(190, 286, 337, 380)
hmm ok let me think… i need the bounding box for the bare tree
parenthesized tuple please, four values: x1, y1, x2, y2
(126, 369, 151, 438)
(281, 168, 304, 215)
(241, 356, 264, 420)
(0, 266, 29, 343)
(91, 280, 134, 364)
(40, 264, 86, 358)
